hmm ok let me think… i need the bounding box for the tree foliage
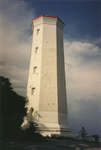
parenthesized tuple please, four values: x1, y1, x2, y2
(0, 76, 44, 141)
(0, 76, 26, 138)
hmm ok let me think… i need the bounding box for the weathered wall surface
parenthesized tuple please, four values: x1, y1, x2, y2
(27, 16, 71, 136)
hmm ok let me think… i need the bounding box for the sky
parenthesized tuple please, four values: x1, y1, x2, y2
(0, 0, 101, 136)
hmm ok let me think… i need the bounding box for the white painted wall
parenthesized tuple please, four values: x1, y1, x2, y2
(27, 16, 72, 136)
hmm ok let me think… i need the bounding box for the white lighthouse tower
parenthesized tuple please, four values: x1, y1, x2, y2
(26, 15, 72, 136)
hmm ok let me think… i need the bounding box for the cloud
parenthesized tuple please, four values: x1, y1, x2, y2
(64, 40, 101, 66)
(64, 40, 101, 100)
(64, 40, 101, 135)
(0, 0, 35, 95)
(94, 38, 101, 48)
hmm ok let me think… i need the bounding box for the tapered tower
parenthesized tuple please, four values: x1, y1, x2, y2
(26, 15, 72, 136)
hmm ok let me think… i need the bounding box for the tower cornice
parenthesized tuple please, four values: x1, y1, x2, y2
(32, 15, 64, 25)
(32, 15, 57, 21)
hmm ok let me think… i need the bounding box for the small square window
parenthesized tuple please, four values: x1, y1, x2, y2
(35, 47, 38, 53)
(33, 66, 37, 73)
(31, 87, 36, 95)
(36, 29, 40, 34)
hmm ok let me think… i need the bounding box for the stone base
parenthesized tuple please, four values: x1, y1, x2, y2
(40, 129, 72, 137)
(36, 122, 72, 137)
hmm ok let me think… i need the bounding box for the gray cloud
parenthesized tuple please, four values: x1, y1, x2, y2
(94, 38, 101, 48)
(64, 40, 101, 66)
(64, 40, 101, 99)
(64, 40, 101, 135)
(65, 41, 101, 109)
(0, 0, 35, 96)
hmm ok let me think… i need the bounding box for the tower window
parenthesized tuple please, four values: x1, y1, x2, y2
(33, 66, 37, 73)
(36, 28, 40, 34)
(35, 46, 39, 53)
(31, 87, 36, 95)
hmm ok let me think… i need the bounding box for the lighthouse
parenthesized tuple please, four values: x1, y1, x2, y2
(26, 15, 72, 136)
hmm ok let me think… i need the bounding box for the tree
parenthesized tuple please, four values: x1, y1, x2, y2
(0, 76, 26, 138)
(0, 76, 44, 141)
(92, 135, 99, 143)
(79, 126, 87, 139)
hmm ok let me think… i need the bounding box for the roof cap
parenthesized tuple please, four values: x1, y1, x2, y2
(32, 15, 57, 21)
(32, 15, 64, 24)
